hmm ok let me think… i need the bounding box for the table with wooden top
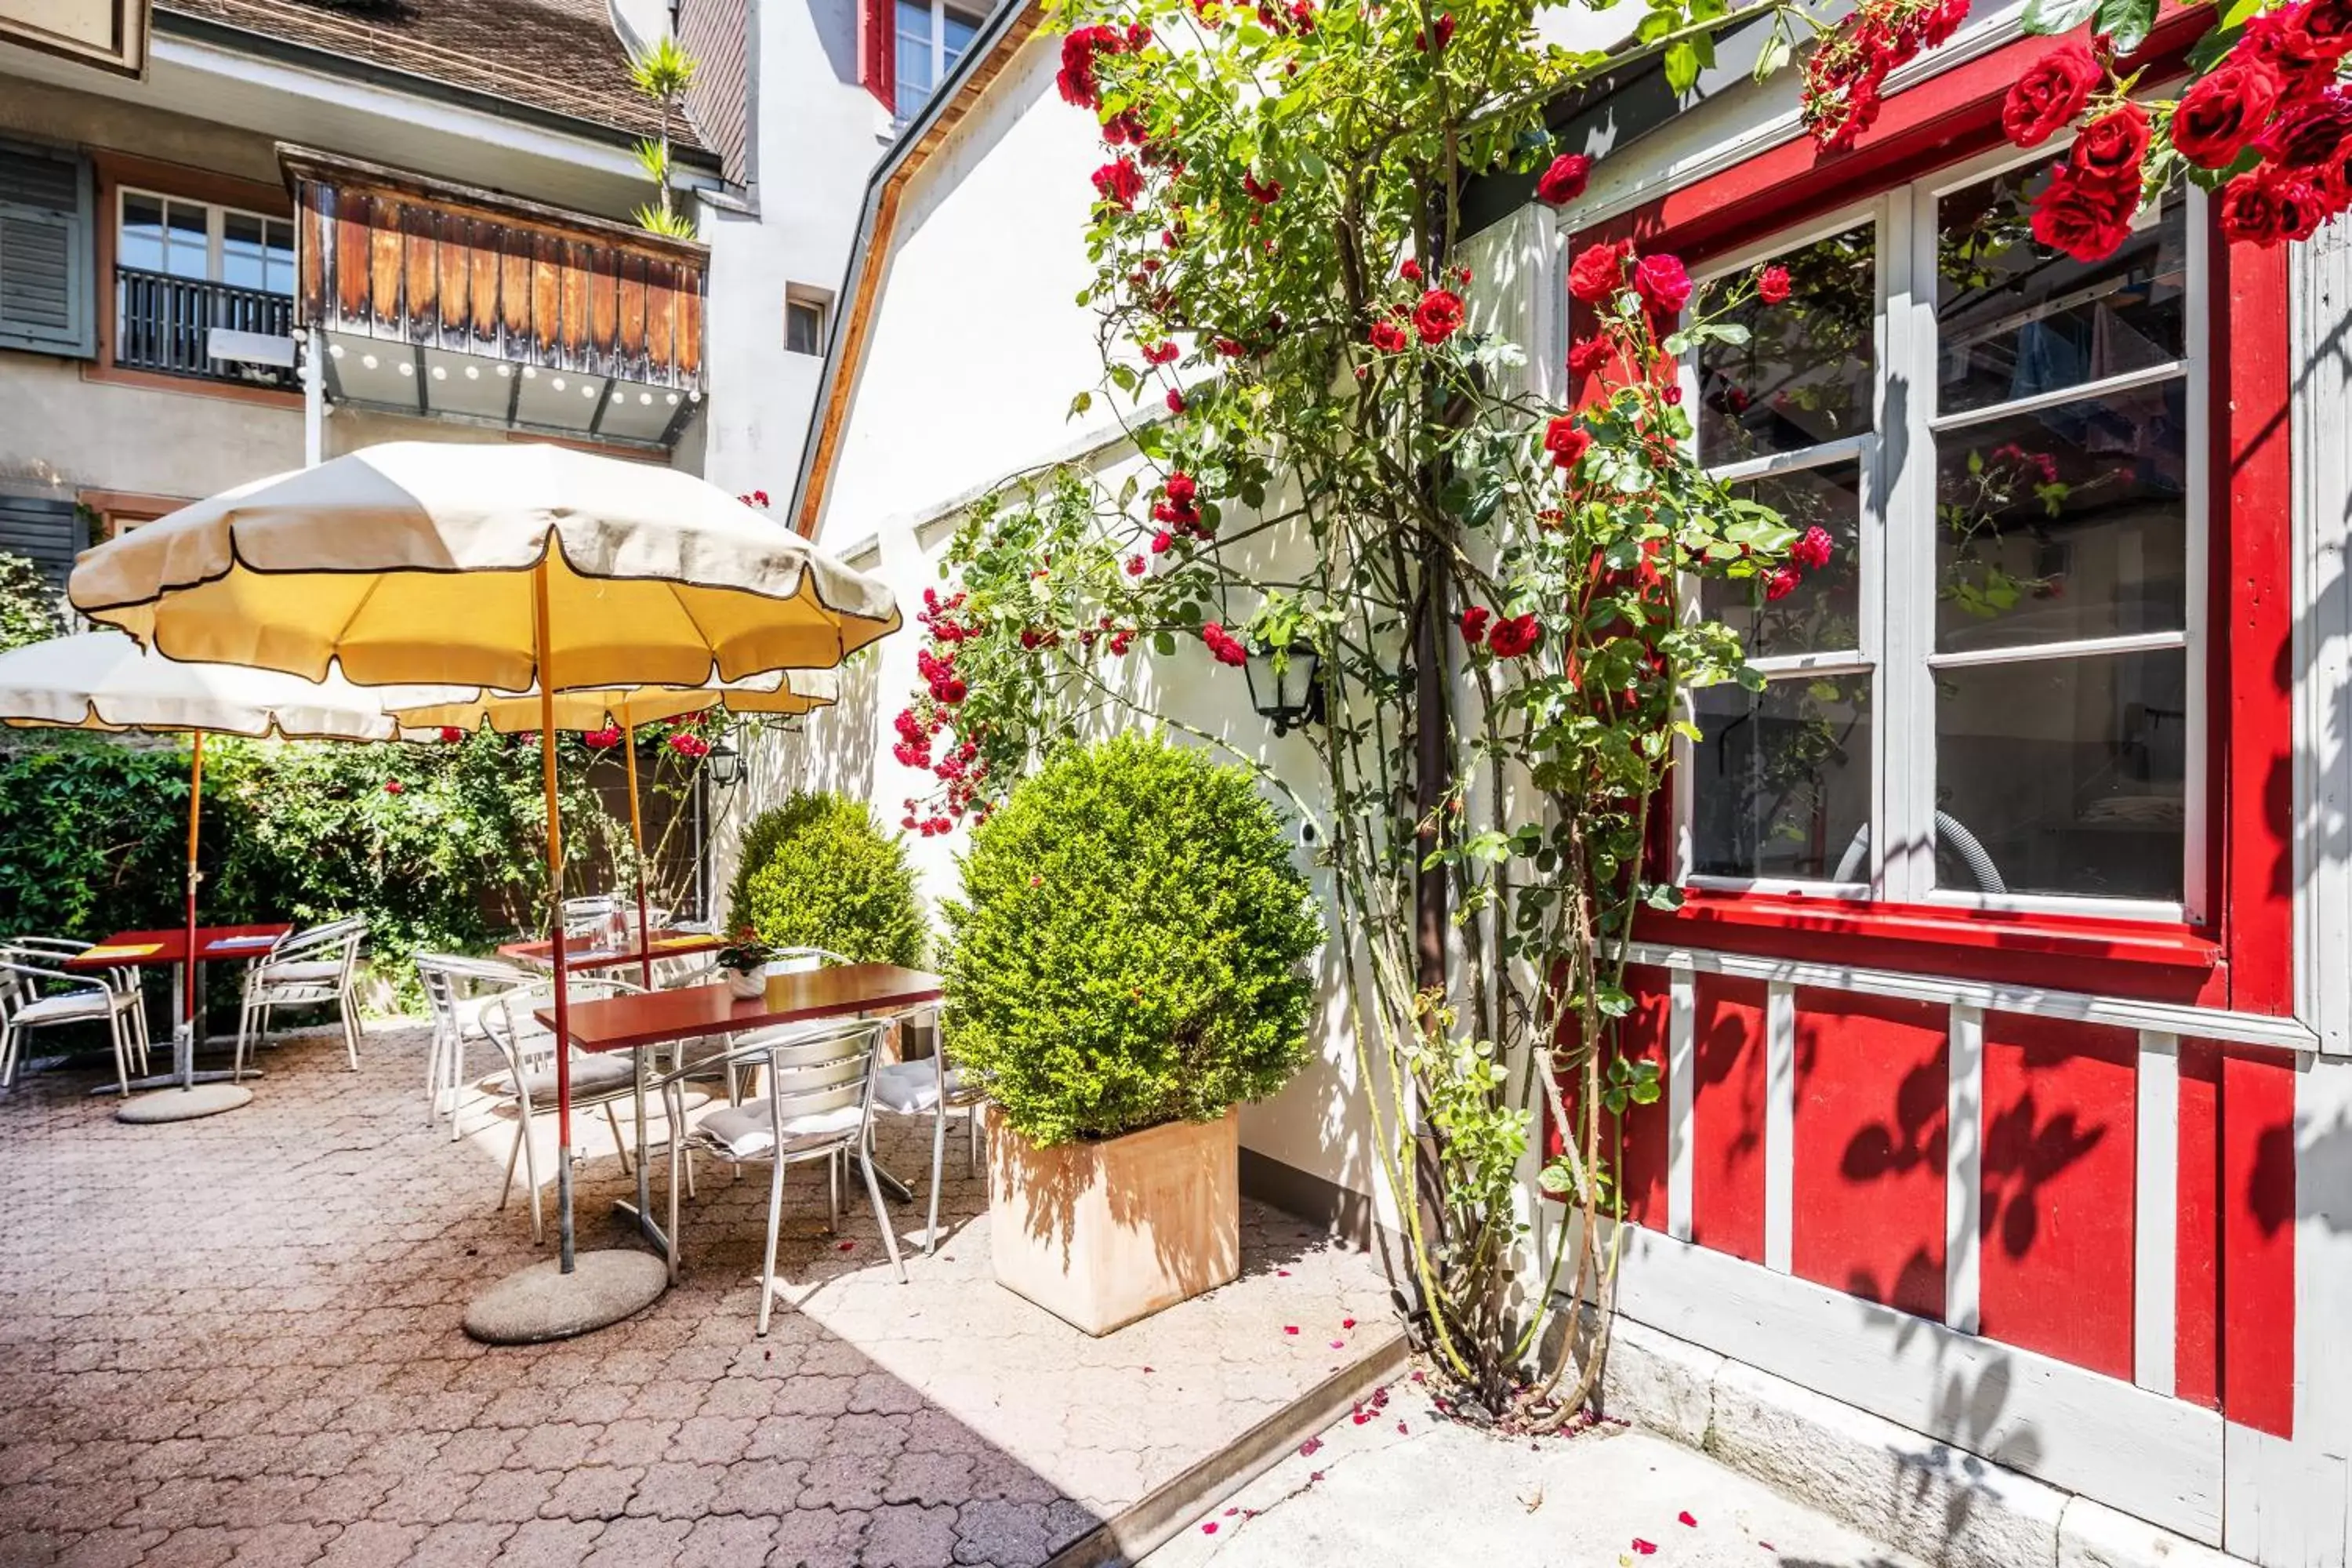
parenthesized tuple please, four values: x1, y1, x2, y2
(65, 923, 293, 1093)
(539, 964, 945, 1254)
(496, 929, 726, 975)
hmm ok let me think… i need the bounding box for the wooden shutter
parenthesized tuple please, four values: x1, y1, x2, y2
(0, 496, 81, 590)
(858, 0, 895, 112)
(0, 140, 93, 358)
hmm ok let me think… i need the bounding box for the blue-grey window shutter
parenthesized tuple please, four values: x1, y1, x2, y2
(0, 496, 82, 592)
(0, 139, 95, 359)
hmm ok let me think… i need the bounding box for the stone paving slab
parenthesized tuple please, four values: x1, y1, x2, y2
(0, 1018, 1392, 1567)
(1141, 1379, 1926, 1568)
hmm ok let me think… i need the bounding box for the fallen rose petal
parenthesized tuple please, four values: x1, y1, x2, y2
(1201, 1522, 1218, 1535)
(1351, 1411, 1370, 1425)
(1278, 1269, 1291, 1276)
(1329, 1341, 1345, 1349)
(1299, 1436, 1323, 1456)
(1342, 1317, 1356, 1329)
(1632, 1541, 1657, 1555)
(1283, 1326, 1299, 1335)
(1224, 1507, 1239, 1516)
(1396, 1420, 1408, 1433)
(836, 1241, 855, 1251)
(1679, 1511, 1697, 1526)
(1142, 1366, 1154, 1374)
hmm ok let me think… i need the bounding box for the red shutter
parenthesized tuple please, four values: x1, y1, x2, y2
(859, 0, 895, 111)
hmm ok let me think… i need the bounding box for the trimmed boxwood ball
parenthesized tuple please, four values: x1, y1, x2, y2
(942, 731, 1323, 1147)
(726, 791, 927, 967)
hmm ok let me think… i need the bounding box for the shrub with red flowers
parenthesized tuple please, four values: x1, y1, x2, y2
(893, 0, 1816, 1423)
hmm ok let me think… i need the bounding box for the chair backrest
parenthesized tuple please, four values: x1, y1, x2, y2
(561, 896, 615, 935)
(743, 1017, 888, 1131)
(484, 976, 645, 1093)
(274, 918, 365, 969)
(415, 953, 530, 1039)
(0, 947, 86, 1021)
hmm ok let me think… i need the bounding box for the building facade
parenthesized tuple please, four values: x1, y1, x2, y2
(779, 5, 2352, 1563)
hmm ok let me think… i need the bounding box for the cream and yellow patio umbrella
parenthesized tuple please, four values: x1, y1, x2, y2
(69, 441, 898, 1338)
(391, 670, 838, 987)
(0, 630, 465, 1122)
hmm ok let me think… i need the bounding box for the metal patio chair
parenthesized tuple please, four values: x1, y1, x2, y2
(415, 953, 532, 1138)
(479, 977, 651, 1244)
(659, 1014, 905, 1333)
(233, 916, 365, 1073)
(1, 938, 152, 1096)
(867, 1006, 984, 1254)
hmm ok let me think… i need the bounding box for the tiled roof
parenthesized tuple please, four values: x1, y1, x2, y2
(159, 0, 708, 149)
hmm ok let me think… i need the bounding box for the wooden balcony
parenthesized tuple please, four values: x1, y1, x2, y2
(280, 147, 706, 448)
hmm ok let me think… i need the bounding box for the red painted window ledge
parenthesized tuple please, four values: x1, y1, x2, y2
(1637, 888, 2222, 971)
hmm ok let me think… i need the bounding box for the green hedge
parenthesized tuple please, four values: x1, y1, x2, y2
(941, 732, 1323, 1146)
(724, 791, 926, 967)
(0, 729, 677, 1009)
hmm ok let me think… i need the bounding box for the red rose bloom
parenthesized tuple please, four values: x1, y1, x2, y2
(1201, 622, 1249, 666)
(1412, 289, 1465, 345)
(1415, 13, 1454, 49)
(1458, 605, 1491, 645)
(437, 725, 463, 743)
(1166, 388, 1186, 412)
(1632, 253, 1693, 315)
(1166, 470, 1197, 508)
(2002, 42, 2103, 147)
(1535, 153, 1592, 206)
(1762, 565, 1802, 601)
(1142, 339, 1178, 365)
(2249, 2, 2352, 68)
(1243, 170, 1283, 204)
(1566, 241, 1626, 305)
(2067, 102, 2151, 189)
(2220, 167, 2328, 245)
(2171, 56, 2285, 168)
(383, 779, 405, 795)
(1400, 257, 1423, 282)
(1091, 158, 1144, 209)
(1566, 336, 1610, 377)
(1756, 263, 1792, 304)
(1486, 614, 1542, 658)
(1543, 416, 1591, 470)
(583, 724, 622, 749)
(1368, 318, 1410, 353)
(1790, 525, 1835, 570)
(2257, 88, 2352, 171)
(2030, 165, 2139, 263)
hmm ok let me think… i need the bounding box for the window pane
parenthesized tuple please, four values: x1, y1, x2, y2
(1704, 459, 1863, 659)
(1933, 383, 2186, 653)
(119, 193, 164, 272)
(942, 6, 979, 68)
(1936, 173, 2187, 417)
(1934, 648, 2184, 901)
(163, 200, 209, 280)
(896, 0, 934, 114)
(1696, 223, 1875, 465)
(222, 212, 267, 291)
(786, 300, 824, 355)
(1691, 675, 1874, 881)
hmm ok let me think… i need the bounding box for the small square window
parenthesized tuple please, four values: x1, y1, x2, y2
(786, 296, 827, 356)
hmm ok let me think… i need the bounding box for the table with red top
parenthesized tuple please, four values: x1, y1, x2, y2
(496, 929, 726, 975)
(539, 964, 945, 1253)
(65, 923, 293, 1093)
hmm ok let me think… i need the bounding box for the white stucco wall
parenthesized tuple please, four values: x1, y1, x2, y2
(697, 0, 895, 503)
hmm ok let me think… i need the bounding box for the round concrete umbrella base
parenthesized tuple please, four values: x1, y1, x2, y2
(463, 1251, 669, 1345)
(115, 1083, 252, 1123)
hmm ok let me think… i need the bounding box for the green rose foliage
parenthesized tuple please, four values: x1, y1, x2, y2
(0, 552, 62, 655)
(942, 731, 1323, 1145)
(725, 791, 927, 967)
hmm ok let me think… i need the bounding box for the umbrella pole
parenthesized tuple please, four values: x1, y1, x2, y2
(621, 699, 653, 992)
(183, 731, 203, 1083)
(535, 559, 576, 1276)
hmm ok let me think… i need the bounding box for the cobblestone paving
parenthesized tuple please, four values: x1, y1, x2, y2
(0, 1019, 1392, 1567)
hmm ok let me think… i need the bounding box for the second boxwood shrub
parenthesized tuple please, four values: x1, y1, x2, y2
(725, 790, 927, 967)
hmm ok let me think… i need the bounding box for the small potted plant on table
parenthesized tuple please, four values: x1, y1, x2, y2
(943, 732, 1323, 1335)
(713, 927, 775, 999)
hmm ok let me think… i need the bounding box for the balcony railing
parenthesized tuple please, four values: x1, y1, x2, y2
(114, 268, 296, 389)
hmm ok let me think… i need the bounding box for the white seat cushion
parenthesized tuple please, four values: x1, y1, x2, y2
(697, 1098, 863, 1160)
(871, 1059, 964, 1115)
(15, 992, 116, 1025)
(487, 1053, 637, 1104)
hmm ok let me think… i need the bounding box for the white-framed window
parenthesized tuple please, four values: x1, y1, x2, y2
(1675, 143, 2205, 922)
(785, 288, 829, 356)
(116, 188, 293, 295)
(894, 0, 983, 122)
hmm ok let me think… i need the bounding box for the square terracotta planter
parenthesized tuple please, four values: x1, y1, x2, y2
(986, 1105, 1241, 1336)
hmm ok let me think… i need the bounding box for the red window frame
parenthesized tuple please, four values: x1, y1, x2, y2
(1606, 13, 2293, 1015)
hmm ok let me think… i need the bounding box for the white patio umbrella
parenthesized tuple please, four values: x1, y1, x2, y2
(69, 441, 899, 1340)
(0, 630, 466, 1122)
